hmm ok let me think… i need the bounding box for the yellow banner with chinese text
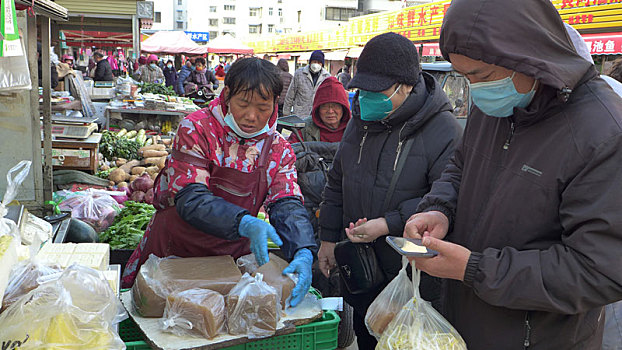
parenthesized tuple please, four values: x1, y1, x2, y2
(247, 0, 622, 53)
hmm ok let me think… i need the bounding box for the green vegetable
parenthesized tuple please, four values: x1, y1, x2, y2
(99, 130, 141, 161)
(136, 129, 147, 146)
(117, 128, 128, 137)
(99, 201, 156, 250)
(139, 82, 176, 96)
(95, 167, 116, 179)
(125, 130, 138, 139)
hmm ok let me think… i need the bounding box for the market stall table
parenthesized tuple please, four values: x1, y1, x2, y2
(42, 133, 102, 174)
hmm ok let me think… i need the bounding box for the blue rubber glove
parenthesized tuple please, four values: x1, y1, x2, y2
(282, 248, 313, 308)
(239, 215, 283, 266)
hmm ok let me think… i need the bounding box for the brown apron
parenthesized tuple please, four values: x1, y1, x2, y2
(135, 137, 273, 270)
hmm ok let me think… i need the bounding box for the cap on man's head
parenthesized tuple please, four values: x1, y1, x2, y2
(348, 32, 420, 92)
(310, 50, 325, 65)
(138, 56, 147, 64)
(147, 54, 158, 63)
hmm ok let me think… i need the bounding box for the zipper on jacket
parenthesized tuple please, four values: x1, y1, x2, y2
(393, 124, 408, 171)
(523, 312, 531, 349)
(213, 184, 252, 197)
(357, 127, 368, 164)
(503, 122, 515, 150)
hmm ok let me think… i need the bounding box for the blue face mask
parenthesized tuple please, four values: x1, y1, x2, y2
(470, 72, 537, 118)
(224, 111, 270, 139)
(149, 63, 157, 69)
(358, 84, 401, 121)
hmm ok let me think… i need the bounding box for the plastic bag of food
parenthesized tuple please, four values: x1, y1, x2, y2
(0, 161, 31, 307)
(365, 257, 413, 339)
(376, 261, 467, 350)
(226, 273, 280, 339)
(58, 189, 121, 232)
(236, 253, 259, 275)
(132, 254, 242, 317)
(0, 264, 127, 349)
(161, 288, 226, 339)
(1, 259, 62, 312)
(254, 253, 296, 309)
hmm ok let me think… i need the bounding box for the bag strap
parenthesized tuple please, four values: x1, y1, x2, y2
(382, 137, 415, 212)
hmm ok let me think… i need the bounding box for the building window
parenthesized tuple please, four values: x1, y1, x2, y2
(209, 18, 218, 26)
(278, 8, 282, 16)
(176, 10, 183, 21)
(297, 10, 301, 23)
(209, 6, 217, 12)
(268, 24, 274, 33)
(176, 21, 184, 29)
(325, 7, 356, 21)
(223, 17, 236, 24)
(269, 7, 273, 16)
(223, 30, 235, 38)
(224, 5, 235, 11)
(249, 24, 261, 34)
(278, 0, 282, 3)
(177, 0, 182, 5)
(280, 17, 284, 24)
(154, 12, 161, 23)
(249, 7, 260, 17)
(209, 31, 218, 39)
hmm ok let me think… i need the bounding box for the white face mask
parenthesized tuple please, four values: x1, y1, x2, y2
(224, 111, 270, 139)
(309, 63, 321, 73)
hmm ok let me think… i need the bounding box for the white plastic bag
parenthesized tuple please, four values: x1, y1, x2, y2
(226, 273, 280, 339)
(0, 264, 127, 349)
(0, 161, 31, 306)
(365, 257, 414, 339)
(1, 259, 62, 312)
(376, 261, 467, 350)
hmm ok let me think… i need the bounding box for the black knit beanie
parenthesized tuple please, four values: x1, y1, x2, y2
(348, 32, 420, 92)
(309, 50, 325, 65)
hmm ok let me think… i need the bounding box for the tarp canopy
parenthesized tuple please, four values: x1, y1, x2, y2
(141, 31, 207, 55)
(207, 34, 253, 54)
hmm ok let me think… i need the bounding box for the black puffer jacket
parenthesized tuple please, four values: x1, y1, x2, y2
(319, 71, 462, 292)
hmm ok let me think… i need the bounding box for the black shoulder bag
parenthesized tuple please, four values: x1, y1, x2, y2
(335, 137, 415, 295)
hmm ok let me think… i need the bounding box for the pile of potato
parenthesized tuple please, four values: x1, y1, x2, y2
(107, 143, 169, 185)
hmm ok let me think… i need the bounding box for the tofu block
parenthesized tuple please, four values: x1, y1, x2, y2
(132, 255, 242, 318)
(254, 253, 295, 308)
(36, 243, 110, 271)
(226, 273, 279, 338)
(163, 289, 226, 339)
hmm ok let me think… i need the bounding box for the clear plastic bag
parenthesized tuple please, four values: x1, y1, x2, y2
(0, 264, 127, 349)
(236, 253, 259, 275)
(1, 259, 62, 313)
(0, 161, 31, 307)
(58, 189, 121, 232)
(226, 273, 280, 339)
(365, 257, 414, 340)
(376, 262, 467, 350)
(132, 254, 242, 318)
(161, 288, 227, 340)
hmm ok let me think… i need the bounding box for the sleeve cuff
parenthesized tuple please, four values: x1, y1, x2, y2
(384, 210, 403, 236)
(318, 227, 340, 242)
(463, 251, 483, 287)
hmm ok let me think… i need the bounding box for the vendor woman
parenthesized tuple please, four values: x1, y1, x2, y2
(122, 58, 317, 307)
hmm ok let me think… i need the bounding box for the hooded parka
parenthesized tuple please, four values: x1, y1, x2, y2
(416, 0, 622, 349)
(319, 72, 462, 347)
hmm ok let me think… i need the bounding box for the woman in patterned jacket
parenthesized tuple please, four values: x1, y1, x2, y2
(122, 58, 317, 308)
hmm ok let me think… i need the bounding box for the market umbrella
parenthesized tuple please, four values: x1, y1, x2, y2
(207, 34, 254, 55)
(141, 31, 207, 55)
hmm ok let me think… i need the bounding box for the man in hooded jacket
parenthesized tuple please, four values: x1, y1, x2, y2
(283, 50, 331, 117)
(318, 32, 462, 350)
(404, 1, 622, 349)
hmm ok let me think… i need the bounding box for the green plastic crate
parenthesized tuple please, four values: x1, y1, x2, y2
(119, 290, 340, 350)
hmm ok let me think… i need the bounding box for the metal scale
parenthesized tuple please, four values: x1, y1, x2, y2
(50, 114, 99, 139)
